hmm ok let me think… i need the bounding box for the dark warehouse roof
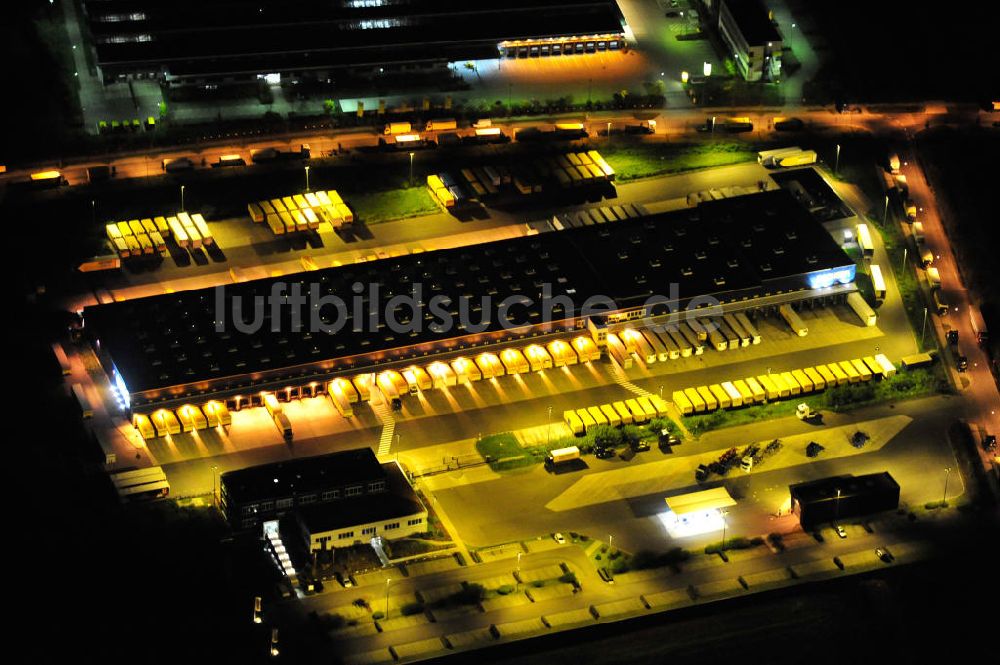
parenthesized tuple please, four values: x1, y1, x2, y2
(722, 0, 782, 45)
(221, 448, 385, 504)
(85, 190, 854, 395)
(790, 472, 900, 505)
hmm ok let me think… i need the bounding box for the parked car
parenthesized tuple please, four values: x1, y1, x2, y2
(552, 532, 566, 545)
(835, 525, 847, 539)
(875, 547, 894, 563)
(946, 329, 959, 345)
(598, 568, 615, 584)
(695, 464, 709, 482)
(983, 434, 997, 452)
(594, 447, 616, 459)
(632, 440, 651, 452)
(957, 355, 969, 372)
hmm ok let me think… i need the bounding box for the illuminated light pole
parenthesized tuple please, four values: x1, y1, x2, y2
(211, 464, 218, 507)
(834, 488, 841, 524)
(902, 246, 907, 272)
(608, 534, 613, 552)
(547, 405, 553, 445)
(253, 596, 262, 624)
(607, 121, 612, 141)
(304, 165, 310, 192)
(180, 184, 186, 212)
(658, 385, 664, 398)
(408, 152, 414, 187)
(385, 578, 392, 619)
(942, 467, 951, 506)
(920, 306, 928, 347)
(883, 195, 889, 224)
(834, 144, 841, 176)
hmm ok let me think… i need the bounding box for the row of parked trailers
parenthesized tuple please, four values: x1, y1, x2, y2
(324, 336, 602, 418)
(132, 400, 232, 439)
(105, 211, 215, 257)
(563, 394, 671, 435)
(605, 315, 763, 370)
(428, 150, 615, 208)
(247, 190, 353, 236)
(671, 354, 897, 416)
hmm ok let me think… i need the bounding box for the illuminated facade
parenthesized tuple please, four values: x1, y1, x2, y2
(718, 0, 783, 81)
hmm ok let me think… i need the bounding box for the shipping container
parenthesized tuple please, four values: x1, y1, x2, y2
(757, 375, 781, 400)
(779, 304, 808, 336)
(780, 371, 801, 395)
(564, 410, 585, 435)
(723, 313, 751, 346)
(474, 353, 505, 380)
(625, 399, 648, 423)
(642, 330, 668, 362)
(707, 325, 729, 352)
(839, 360, 860, 383)
(499, 348, 530, 374)
(733, 312, 760, 346)
(151, 409, 181, 436)
(133, 413, 156, 440)
(856, 223, 875, 258)
(721, 382, 743, 407)
(733, 380, 755, 404)
(792, 369, 813, 393)
(804, 367, 826, 390)
(672, 391, 693, 416)
(678, 388, 702, 413)
(827, 363, 848, 386)
(847, 292, 877, 326)
(427, 362, 457, 388)
(587, 406, 609, 427)
(696, 385, 718, 411)
(577, 408, 597, 430)
(744, 377, 767, 403)
(600, 404, 622, 427)
(571, 336, 601, 362)
(870, 264, 886, 301)
(709, 384, 732, 409)
(656, 329, 681, 359)
(523, 344, 553, 371)
(874, 353, 897, 378)
(613, 401, 634, 424)
(636, 397, 658, 419)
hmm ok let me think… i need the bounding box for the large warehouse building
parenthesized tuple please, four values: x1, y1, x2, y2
(80, 0, 627, 85)
(85, 190, 857, 413)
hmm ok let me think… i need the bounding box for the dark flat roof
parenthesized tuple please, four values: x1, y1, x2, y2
(790, 472, 900, 505)
(221, 448, 384, 504)
(723, 0, 781, 45)
(86, 190, 853, 396)
(83, 0, 624, 74)
(296, 463, 425, 534)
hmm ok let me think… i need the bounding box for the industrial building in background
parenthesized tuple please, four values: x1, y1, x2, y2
(789, 472, 901, 528)
(220, 448, 426, 544)
(80, 0, 627, 86)
(717, 0, 783, 81)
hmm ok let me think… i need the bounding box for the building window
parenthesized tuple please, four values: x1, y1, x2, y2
(299, 494, 316, 505)
(276, 498, 293, 509)
(345, 485, 363, 497)
(321, 490, 339, 501)
(368, 480, 386, 493)
(407, 518, 424, 526)
(384, 522, 400, 531)
(259, 500, 274, 512)
(241, 504, 258, 516)
(362, 526, 376, 536)
(338, 531, 355, 540)
(242, 518, 257, 528)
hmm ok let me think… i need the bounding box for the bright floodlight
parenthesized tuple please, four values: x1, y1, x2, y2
(703, 61, 712, 77)
(657, 508, 726, 539)
(681, 71, 689, 83)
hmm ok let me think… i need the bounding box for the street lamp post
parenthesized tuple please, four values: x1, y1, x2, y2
(658, 385, 663, 398)
(608, 534, 613, 552)
(920, 306, 928, 347)
(902, 246, 907, 272)
(883, 195, 889, 224)
(211, 465, 218, 507)
(834, 488, 841, 524)
(304, 165, 310, 192)
(607, 121, 612, 141)
(384, 578, 392, 619)
(408, 152, 414, 187)
(942, 467, 951, 506)
(180, 184, 186, 212)
(720, 509, 727, 550)
(547, 405, 553, 445)
(835, 144, 841, 176)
